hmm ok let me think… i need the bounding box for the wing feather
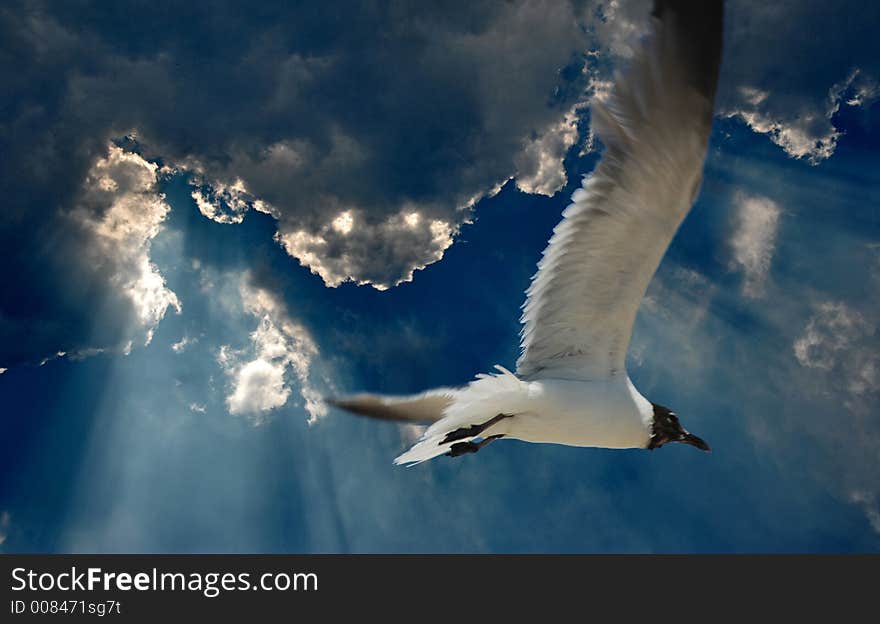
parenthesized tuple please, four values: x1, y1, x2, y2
(517, 0, 723, 381)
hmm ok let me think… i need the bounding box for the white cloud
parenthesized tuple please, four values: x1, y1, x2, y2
(588, 0, 648, 59)
(0, 368, 6, 374)
(723, 106, 841, 164)
(722, 60, 877, 164)
(171, 335, 196, 353)
(188, 402, 207, 413)
(226, 357, 290, 418)
(587, 3, 877, 168)
(515, 105, 582, 196)
(190, 143, 460, 291)
(848, 360, 879, 397)
(738, 86, 769, 107)
(849, 491, 880, 534)
(793, 302, 872, 371)
(40, 351, 66, 366)
(72, 145, 180, 347)
(0, 511, 9, 546)
(793, 301, 879, 418)
(830, 69, 879, 113)
(275, 209, 455, 290)
(220, 277, 327, 424)
(189, 175, 276, 225)
(711, 0, 880, 165)
(331, 211, 354, 235)
(729, 192, 781, 297)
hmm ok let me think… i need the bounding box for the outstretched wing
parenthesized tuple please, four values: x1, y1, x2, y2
(517, 0, 723, 381)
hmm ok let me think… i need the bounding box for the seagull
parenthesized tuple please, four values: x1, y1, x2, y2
(330, 0, 723, 465)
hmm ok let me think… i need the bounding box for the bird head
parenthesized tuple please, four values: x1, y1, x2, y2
(647, 403, 710, 452)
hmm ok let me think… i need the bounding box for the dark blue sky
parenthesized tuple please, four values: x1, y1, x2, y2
(1, 0, 879, 552)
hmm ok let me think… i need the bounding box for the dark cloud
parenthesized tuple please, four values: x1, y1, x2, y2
(597, 0, 880, 162)
(718, 0, 880, 161)
(2, 0, 879, 369)
(0, 0, 599, 366)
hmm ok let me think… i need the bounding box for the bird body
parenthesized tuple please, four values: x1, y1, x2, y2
(394, 369, 653, 465)
(502, 376, 653, 449)
(330, 0, 723, 465)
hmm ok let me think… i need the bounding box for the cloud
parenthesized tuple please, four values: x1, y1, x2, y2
(225, 357, 290, 418)
(0, 1, 601, 303)
(275, 209, 456, 289)
(728, 192, 781, 297)
(721, 74, 876, 164)
(514, 104, 583, 196)
(0, 140, 179, 367)
(187, 174, 276, 225)
(0, 511, 9, 546)
(562, 1, 880, 167)
(718, 1, 880, 163)
(2, 0, 878, 367)
(793, 302, 873, 371)
(190, 179, 251, 225)
(631, 245, 880, 538)
(71, 145, 181, 346)
(849, 491, 880, 534)
(171, 335, 196, 353)
(837, 69, 880, 108)
(176, 1, 599, 289)
(792, 301, 879, 424)
(592, 0, 879, 163)
(219, 277, 326, 424)
(848, 360, 879, 398)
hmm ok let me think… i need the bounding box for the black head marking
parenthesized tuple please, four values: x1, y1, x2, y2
(647, 403, 710, 452)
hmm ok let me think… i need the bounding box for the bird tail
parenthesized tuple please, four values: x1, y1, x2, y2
(394, 366, 528, 466)
(326, 388, 457, 424)
(327, 365, 528, 466)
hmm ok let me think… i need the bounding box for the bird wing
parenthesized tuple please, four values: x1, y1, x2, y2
(516, 0, 723, 381)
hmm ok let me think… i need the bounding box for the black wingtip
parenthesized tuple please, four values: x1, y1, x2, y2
(652, 0, 724, 102)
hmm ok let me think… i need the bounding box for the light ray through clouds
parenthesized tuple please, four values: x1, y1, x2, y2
(57, 206, 344, 552)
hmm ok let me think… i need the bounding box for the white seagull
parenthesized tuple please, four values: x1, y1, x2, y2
(330, 0, 723, 465)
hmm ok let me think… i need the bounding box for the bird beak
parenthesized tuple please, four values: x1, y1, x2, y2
(680, 431, 711, 452)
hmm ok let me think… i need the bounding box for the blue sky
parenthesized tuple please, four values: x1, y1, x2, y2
(1, 0, 879, 553)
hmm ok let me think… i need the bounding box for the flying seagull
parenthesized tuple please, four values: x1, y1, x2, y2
(330, 0, 723, 465)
